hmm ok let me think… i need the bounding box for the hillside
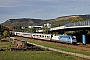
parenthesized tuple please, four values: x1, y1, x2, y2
(48, 15, 90, 27)
(1, 18, 50, 27)
(1, 14, 90, 27)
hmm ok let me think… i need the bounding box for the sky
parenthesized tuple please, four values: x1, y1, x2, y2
(0, 0, 90, 23)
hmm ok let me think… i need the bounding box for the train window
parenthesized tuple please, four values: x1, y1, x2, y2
(42, 35, 44, 37)
(69, 37, 70, 39)
(47, 36, 50, 38)
(72, 36, 76, 39)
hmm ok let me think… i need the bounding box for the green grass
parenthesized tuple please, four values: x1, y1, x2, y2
(28, 40, 90, 56)
(15, 37, 90, 56)
(0, 51, 88, 60)
(0, 38, 16, 51)
(0, 37, 89, 60)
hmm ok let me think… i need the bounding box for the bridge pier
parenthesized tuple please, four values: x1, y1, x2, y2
(82, 34, 86, 45)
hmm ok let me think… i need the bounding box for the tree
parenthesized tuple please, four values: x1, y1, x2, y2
(64, 31, 75, 35)
(0, 25, 10, 40)
(0, 35, 2, 41)
(87, 30, 90, 34)
(3, 30, 10, 38)
(28, 28, 35, 33)
(42, 24, 49, 34)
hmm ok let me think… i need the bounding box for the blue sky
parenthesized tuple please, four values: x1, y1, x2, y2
(0, 0, 90, 23)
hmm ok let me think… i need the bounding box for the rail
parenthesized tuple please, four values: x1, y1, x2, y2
(27, 42, 90, 60)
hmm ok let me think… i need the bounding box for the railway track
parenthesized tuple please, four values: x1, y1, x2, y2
(10, 36, 90, 60)
(15, 37, 90, 52)
(27, 42, 90, 60)
(78, 44, 90, 48)
(31, 38, 90, 52)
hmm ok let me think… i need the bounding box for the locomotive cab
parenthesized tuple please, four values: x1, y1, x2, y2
(72, 36, 77, 44)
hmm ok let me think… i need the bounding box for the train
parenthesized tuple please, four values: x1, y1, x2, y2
(14, 32, 77, 44)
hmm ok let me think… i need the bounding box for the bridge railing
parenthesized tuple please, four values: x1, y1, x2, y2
(64, 20, 90, 27)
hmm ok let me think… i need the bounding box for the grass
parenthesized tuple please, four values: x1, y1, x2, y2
(0, 51, 88, 60)
(0, 37, 89, 60)
(15, 37, 90, 56)
(29, 40, 90, 56)
(0, 38, 16, 51)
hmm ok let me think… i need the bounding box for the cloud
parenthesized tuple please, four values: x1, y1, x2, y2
(30, 0, 59, 2)
(0, 0, 90, 23)
(0, 6, 12, 8)
(0, 0, 18, 6)
(0, 5, 36, 8)
(0, 0, 89, 8)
